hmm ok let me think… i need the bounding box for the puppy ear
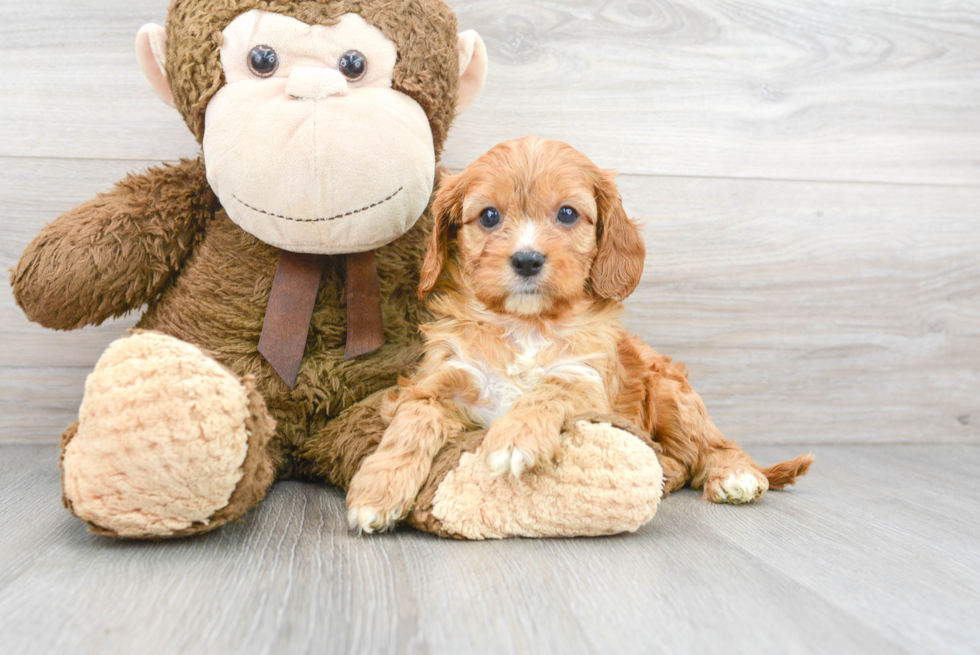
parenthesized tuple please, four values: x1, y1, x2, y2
(419, 172, 465, 299)
(589, 170, 646, 300)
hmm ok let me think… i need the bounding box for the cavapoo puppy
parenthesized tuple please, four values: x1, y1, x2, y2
(347, 136, 813, 533)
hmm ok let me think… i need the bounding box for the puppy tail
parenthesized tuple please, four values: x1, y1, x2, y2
(761, 453, 815, 490)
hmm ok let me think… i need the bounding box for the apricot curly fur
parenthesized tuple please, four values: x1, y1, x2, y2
(370, 137, 812, 521)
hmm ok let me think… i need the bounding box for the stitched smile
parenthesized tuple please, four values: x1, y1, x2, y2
(232, 187, 403, 223)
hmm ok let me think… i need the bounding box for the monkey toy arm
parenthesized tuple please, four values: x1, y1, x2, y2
(11, 158, 216, 330)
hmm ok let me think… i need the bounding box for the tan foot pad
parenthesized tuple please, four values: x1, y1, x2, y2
(62, 332, 253, 537)
(429, 418, 664, 539)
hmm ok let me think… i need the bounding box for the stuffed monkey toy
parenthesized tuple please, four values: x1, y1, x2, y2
(11, 0, 664, 539)
(11, 0, 662, 539)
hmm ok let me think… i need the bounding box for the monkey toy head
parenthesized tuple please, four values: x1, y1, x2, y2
(136, 0, 487, 255)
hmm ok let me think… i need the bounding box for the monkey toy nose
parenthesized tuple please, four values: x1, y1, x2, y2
(511, 250, 546, 277)
(286, 68, 349, 100)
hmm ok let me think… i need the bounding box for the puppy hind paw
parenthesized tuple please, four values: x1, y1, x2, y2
(486, 447, 534, 478)
(705, 470, 769, 504)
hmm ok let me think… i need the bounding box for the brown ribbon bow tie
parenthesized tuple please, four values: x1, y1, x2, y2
(257, 250, 385, 388)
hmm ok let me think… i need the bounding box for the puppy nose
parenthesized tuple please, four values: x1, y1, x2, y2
(286, 68, 349, 100)
(511, 250, 546, 277)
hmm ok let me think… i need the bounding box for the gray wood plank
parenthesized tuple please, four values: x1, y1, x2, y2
(0, 1, 197, 161)
(0, 367, 93, 443)
(684, 444, 980, 654)
(617, 174, 980, 445)
(2, 1, 978, 185)
(4, 158, 978, 445)
(0, 443, 977, 654)
(3, 0, 978, 651)
(0, 157, 144, 367)
(0, 157, 145, 442)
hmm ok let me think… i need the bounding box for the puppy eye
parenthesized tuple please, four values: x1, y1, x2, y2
(247, 45, 279, 78)
(557, 206, 579, 225)
(339, 50, 367, 81)
(479, 207, 501, 228)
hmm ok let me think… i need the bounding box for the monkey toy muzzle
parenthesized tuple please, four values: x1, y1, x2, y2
(202, 10, 437, 255)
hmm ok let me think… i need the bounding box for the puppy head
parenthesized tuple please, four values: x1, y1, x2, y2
(419, 136, 645, 316)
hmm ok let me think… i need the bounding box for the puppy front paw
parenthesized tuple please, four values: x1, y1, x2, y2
(347, 505, 399, 534)
(346, 458, 424, 534)
(479, 420, 560, 479)
(485, 446, 535, 478)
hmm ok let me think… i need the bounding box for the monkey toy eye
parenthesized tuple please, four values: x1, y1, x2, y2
(479, 207, 501, 228)
(557, 206, 579, 225)
(247, 45, 279, 78)
(339, 50, 367, 81)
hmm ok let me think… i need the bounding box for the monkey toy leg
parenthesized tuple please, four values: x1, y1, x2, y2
(300, 396, 666, 539)
(62, 330, 665, 540)
(60, 331, 278, 539)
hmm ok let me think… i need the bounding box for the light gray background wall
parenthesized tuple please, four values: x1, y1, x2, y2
(2, 0, 978, 445)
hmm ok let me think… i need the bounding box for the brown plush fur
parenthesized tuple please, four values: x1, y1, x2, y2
(11, 0, 463, 537)
(405, 429, 484, 538)
(166, 0, 461, 153)
(15, 173, 434, 482)
(12, 159, 218, 330)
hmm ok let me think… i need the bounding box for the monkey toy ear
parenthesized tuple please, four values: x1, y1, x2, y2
(456, 31, 487, 114)
(135, 24, 176, 108)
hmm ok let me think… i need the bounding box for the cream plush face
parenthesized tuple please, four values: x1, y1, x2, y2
(202, 10, 436, 254)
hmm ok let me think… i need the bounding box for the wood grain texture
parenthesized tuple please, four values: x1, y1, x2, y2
(4, 2, 979, 653)
(1, 1, 979, 184)
(4, 158, 977, 444)
(0, 443, 978, 654)
(0, 158, 143, 442)
(617, 174, 980, 444)
(1, 2, 978, 445)
(0, 156, 148, 370)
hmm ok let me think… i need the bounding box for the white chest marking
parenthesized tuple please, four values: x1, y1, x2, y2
(445, 330, 604, 427)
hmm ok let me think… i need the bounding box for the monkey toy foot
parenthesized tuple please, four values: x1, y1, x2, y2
(408, 415, 665, 539)
(60, 332, 276, 538)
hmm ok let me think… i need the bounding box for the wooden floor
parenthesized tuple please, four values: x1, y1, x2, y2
(2, 0, 979, 653)
(1, 442, 978, 654)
